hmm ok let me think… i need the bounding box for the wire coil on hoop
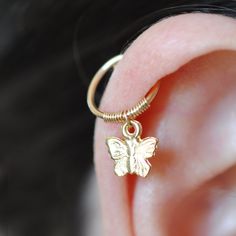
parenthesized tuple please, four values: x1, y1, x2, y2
(102, 98, 150, 122)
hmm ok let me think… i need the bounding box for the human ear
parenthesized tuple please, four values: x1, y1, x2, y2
(94, 13, 236, 236)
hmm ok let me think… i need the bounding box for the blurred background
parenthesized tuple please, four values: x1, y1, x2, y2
(2, 0, 236, 236)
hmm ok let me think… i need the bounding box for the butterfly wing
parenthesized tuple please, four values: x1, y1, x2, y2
(106, 137, 129, 176)
(134, 137, 158, 177)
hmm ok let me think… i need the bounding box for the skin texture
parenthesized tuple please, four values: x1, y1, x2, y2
(94, 13, 236, 236)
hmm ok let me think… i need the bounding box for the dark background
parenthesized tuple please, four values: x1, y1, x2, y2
(2, 0, 236, 235)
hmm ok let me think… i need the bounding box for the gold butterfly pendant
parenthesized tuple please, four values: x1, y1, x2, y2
(106, 120, 158, 177)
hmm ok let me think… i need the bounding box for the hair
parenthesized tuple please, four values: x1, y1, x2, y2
(2, 1, 236, 236)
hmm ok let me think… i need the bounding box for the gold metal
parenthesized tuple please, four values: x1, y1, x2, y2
(87, 55, 160, 177)
(106, 120, 158, 177)
(87, 54, 160, 123)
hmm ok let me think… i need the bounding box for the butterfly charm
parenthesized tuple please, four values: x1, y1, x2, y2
(106, 120, 158, 177)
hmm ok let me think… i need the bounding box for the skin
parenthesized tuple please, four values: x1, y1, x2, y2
(94, 13, 236, 236)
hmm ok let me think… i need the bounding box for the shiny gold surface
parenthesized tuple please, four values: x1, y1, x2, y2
(87, 55, 160, 177)
(106, 120, 158, 177)
(87, 55, 160, 123)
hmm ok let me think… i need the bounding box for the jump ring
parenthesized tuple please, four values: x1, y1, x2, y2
(122, 120, 142, 139)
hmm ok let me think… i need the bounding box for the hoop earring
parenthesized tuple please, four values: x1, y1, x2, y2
(87, 55, 160, 177)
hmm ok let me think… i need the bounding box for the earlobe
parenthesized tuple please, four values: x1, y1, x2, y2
(94, 13, 236, 236)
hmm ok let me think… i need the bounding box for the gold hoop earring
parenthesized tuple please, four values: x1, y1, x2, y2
(87, 55, 160, 177)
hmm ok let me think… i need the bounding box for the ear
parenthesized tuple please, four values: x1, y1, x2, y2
(94, 13, 236, 236)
